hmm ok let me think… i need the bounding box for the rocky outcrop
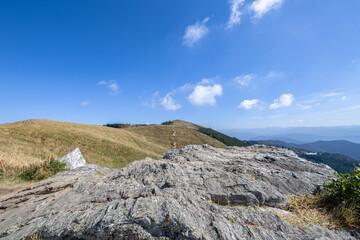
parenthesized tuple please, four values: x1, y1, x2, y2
(0, 145, 358, 239)
(56, 147, 86, 170)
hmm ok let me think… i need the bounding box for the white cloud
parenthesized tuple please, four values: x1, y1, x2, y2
(227, 0, 245, 29)
(142, 92, 161, 109)
(161, 93, 182, 111)
(250, 0, 284, 19)
(178, 83, 193, 92)
(188, 80, 223, 106)
(270, 93, 294, 109)
(183, 17, 209, 47)
(300, 105, 311, 110)
(80, 101, 90, 107)
(305, 91, 345, 104)
(320, 92, 342, 97)
(237, 99, 259, 109)
(108, 83, 119, 92)
(267, 71, 283, 79)
(98, 80, 119, 95)
(234, 74, 256, 87)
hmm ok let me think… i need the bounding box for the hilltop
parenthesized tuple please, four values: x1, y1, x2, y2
(0, 119, 230, 183)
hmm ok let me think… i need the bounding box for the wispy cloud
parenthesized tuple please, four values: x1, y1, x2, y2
(188, 79, 222, 106)
(178, 83, 193, 92)
(143, 91, 160, 109)
(343, 105, 360, 111)
(267, 71, 283, 79)
(80, 101, 90, 107)
(234, 74, 256, 87)
(237, 99, 259, 109)
(183, 17, 210, 47)
(149, 83, 192, 110)
(98, 80, 119, 95)
(270, 93, 294, 109)
(299, 105, 311, 110)
(319, 92, 342, 97)
(161, 93, 182, 111)
(305, 91, 345, 104)
(227, 0, 245, 29)
(250, 0, 284, 19)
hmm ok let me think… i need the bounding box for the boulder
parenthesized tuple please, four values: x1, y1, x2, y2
(0, 145, 358, 239)
(56, 148, 86, 170)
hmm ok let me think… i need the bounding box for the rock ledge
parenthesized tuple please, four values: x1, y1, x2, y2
(0, 145, 358, 239)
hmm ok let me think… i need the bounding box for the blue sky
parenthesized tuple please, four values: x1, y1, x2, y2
(1, 0, 360, 129)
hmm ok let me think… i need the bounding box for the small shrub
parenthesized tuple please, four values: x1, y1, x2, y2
(46, 159, 66, 173)
(23, 230, 45, 240)
(161, 121, 173, 125)
(17, 159, 66, 182)
(104, 123, 149, 129)
(0, 170, 3, 180)
(319, 165, 360, 228)
(18, 166, 43, 181)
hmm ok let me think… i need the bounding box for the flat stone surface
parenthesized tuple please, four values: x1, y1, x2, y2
(0, 145, 358, 239)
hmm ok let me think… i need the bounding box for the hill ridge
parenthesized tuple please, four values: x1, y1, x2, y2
(0, 119, 227, 183)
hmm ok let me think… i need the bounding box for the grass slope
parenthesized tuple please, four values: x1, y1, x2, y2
(0, 119, 225, 182)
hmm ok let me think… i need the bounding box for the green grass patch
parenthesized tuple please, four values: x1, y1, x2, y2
(283, 165, 360, 230)
(318, 165, 360, 228)
(17, 159, 66, 182)
(96, 171, 105, 176)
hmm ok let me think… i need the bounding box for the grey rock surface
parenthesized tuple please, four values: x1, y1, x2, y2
(0, 145, 358, 239)
(56, 147, 86, 170)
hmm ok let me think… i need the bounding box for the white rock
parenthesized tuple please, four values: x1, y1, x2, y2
(57, 148, 86, 170)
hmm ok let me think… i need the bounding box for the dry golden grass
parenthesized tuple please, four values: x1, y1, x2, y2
(0, 119, 225, 184)
(279, 195, 342, 230)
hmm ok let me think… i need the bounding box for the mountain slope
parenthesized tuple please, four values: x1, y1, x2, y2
(300, 140, 360, 161)
(252, 139, 360, 162)
(0, 120, 225, 174)
(247, 140, 359, 174)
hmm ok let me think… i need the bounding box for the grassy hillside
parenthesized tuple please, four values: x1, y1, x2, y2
(0, 119, 225, 182)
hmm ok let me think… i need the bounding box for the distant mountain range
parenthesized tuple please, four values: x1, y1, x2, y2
(246, 139, 359, 174)
(220, 126, 360, 173)
(254, 139, 360, 162)
(222, 126, 360, 144)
